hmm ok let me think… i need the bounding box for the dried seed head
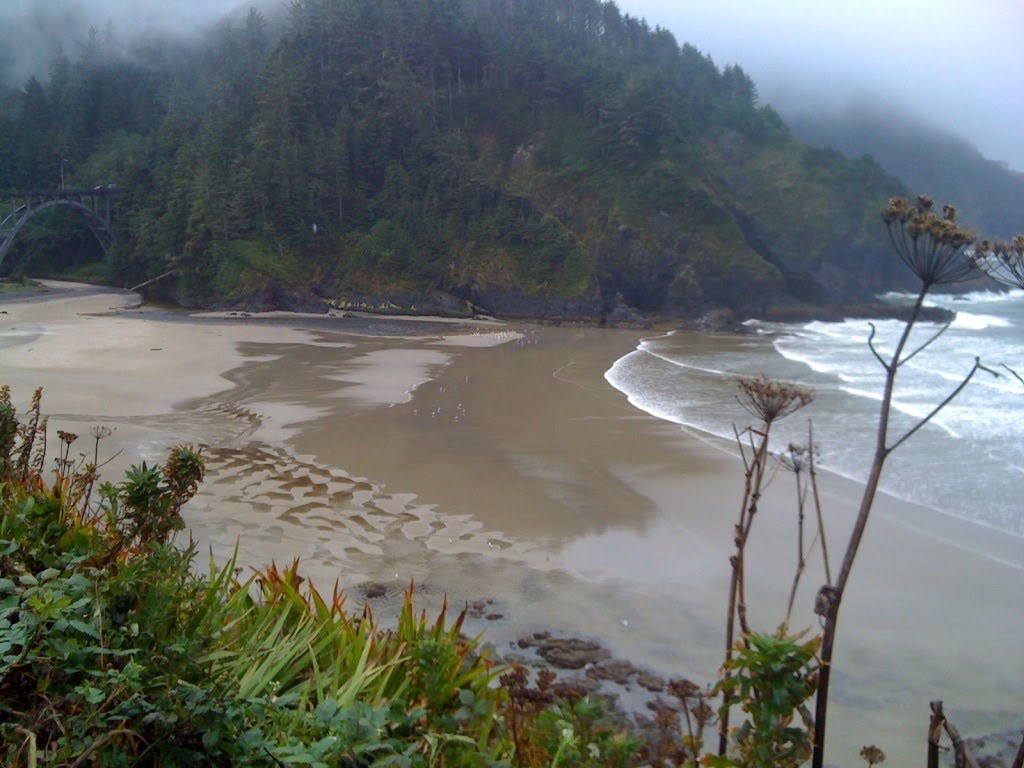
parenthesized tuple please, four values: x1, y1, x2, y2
(779, 442, 818, 473)
(90, 426, 113, 440)
(970, 234, 1024, 289)
(667, 678, 702, 701)
(691, 698, 716, 728)
(860, 745, 887, 767)
(736, 376, 813, 426)
(881, 197, 912, 224)
(882, 196, 976, 286)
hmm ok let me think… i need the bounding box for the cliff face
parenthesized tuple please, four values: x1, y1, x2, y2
(1, 0, 911, 321)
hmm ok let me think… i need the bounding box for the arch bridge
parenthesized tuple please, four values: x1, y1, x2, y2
(0, 186, 121, 269)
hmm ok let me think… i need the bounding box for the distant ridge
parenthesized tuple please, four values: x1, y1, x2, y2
(786, 105, 1024, 239)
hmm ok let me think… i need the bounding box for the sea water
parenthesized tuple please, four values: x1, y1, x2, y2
(606, 290, 1024, 542)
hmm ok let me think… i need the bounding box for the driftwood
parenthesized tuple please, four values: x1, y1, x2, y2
(928, 702, 942, 768)
(929, 701, 982, 768)
(1011, 732, 1024, 768)
(129, 269, 176, 293)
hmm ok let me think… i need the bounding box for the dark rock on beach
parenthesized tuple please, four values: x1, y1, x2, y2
(362, 582, 388, 599)
(516, 633, 612, 670)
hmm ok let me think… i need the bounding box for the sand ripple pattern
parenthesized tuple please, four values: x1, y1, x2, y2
(186, 439, 538, 582)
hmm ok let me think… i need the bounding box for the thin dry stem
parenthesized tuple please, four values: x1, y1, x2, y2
(807, 422, 831, 586)
(898, 320, 953, 368)
(719, 379, 813, 755)
(782, 443, 811, 625)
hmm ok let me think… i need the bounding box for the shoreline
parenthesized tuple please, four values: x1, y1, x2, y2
(607, 331, 1024, 574)
(2, 281, 1021, 766)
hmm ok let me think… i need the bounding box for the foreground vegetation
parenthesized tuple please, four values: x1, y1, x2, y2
(0, 388, 641, 766)
(0, 389, 835, 767)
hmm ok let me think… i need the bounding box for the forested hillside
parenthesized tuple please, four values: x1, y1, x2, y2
(788, 106, 1024, 240)
(0, 0, 909, 321)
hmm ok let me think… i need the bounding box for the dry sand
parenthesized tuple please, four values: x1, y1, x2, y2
(1, 281, 1021, 766)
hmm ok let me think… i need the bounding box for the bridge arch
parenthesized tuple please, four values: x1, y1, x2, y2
(0, 189, 118, 270)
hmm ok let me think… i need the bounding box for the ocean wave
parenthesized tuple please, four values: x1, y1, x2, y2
(950, 311, 1012, 330)
(934, 367, 1023, 395)
(837, 386, 962, 438)
(604, 352, 705, 431)
(929, 288, 1024, 305)
(636, 343, 729, 376)
(770, 345, 842, 376)
(884, 289, 1024, 306)
(796, 317, 956, 344)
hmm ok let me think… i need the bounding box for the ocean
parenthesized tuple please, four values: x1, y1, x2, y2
(605, 290, 1024, 545)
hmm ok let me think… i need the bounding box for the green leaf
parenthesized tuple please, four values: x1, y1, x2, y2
(314, 698, 340, 723)
(202, 728, 221, 750)
(68, 619, 101, 639)
(80, 686, 106, 704)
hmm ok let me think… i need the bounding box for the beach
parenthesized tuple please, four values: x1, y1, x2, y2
(2, 281, 1021, 765)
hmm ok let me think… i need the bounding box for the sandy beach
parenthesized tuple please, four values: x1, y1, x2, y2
(2, 281, 1021, 766)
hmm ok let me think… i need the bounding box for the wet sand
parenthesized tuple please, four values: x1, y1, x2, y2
(2, 281, 1021, 766)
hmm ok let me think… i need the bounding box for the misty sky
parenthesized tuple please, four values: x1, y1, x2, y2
(2, 0, 1022, 171)
(618, 0, 1024, 171)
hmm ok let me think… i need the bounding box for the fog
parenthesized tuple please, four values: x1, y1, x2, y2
(2, 0, 1021, 171)
(0, 0, 266, 85)
(617, 0, 1024, 172)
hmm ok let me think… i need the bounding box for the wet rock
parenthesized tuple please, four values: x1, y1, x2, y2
(222, 285, 331, 314)
(464, 285, 604, 323)
(755, 301, 956, 325)
(636, 671, 667, 693)
(536, 638, 611, 670)
(604, 292, 651, 328)
(362, 582, 387, 599)
(498, 651, 530, 665)
(516, 630, 551, 649)
(465, 598, 495, 619)
(588, 659, 640, 685)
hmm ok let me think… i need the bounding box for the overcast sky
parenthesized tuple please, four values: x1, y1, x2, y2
(2, 0, 1022, 171)
(617, 0, 1024, 171)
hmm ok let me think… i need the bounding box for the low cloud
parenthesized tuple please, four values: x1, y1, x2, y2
(0, 0, 259, 85)
(618, 0, 1024, 171)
